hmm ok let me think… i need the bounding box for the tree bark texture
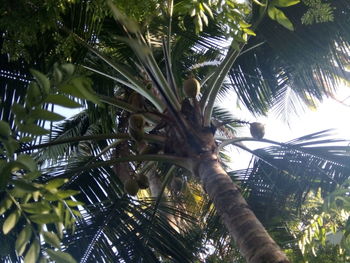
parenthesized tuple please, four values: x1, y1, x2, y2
(197, 153, 290, 263)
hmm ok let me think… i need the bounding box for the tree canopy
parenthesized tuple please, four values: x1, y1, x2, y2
(0, 0, 350, 262)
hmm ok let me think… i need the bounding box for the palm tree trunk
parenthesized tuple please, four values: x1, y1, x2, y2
(197, 153, 290, 263)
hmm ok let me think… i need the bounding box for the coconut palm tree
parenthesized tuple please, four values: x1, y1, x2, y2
(1, 0, 350, 262)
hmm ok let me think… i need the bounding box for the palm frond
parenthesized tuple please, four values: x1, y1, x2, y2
(229, 0, 350, 116)
(239, 130, 350, 226)
(43, 153, 197, 262)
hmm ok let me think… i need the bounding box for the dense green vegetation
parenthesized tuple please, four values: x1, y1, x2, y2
(0, 0, 349, 262)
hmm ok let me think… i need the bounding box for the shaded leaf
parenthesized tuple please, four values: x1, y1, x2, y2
(18, 123, 49, 135)
(12, 180, 39, 193)
(24, 240, 40, 263)
(30, 69, 50, 95)
(267, 6, 294, 30)
(0, 120, 11, 140)
(45, 178, 69, 190)
(43, 231, 61, 249)
(15, 224, 32, 256)
(29, 213, 60, 224)
(31, 109, 65, 122)
(44, 94, 82, 108)
(273, 0, 300, 7)
(3, 210, 21, 234)
(27, 82, 44, 107)
(64, 200, 84, 207)
(0, 196, 13, 215)
(46, 249, 77, 263)
(21, 202, 51, 214)
(17, 154, 37, 171)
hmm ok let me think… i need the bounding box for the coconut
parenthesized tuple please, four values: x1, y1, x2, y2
(183, 77, 200, 98)
(250, 122, 265, 139)
(137, 174, 149, 189)
(124, 179, 139, 196)
(128, 114, 144, 130)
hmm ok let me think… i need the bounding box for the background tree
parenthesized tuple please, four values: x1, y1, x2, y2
(1, 0, 350, 262)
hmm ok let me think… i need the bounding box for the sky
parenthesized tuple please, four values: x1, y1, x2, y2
(222, 84, 350, 169)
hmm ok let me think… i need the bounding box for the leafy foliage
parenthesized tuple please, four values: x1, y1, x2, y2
(1, 0, 350, 262)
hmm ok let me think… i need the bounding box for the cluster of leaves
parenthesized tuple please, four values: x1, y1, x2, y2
(267, 0, 301, 31)
(290, 183, 350, 261)
(0, 0, 108, 62)
(174, 0, 253, 42)
(0, 64, 98, 262)
(301, 0, 334, 25)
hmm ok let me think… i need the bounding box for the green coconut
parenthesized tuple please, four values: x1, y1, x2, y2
(128, 114, 144, 130)
(124, 178, 140, 196)
(250, 122, 265, 140)
(183, 77, 200, 98)
(137, 174, 149, 189)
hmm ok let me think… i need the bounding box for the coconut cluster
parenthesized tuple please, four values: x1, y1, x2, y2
(124, 174, 150, 196)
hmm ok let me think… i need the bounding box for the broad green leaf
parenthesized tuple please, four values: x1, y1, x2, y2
(243, 28, 256, 36)
(267, 5, 278, 20)
(18, 123, 49, 136)
(46, 249, 77, 263)
(64, 208, 71, 226)
(29, 213, 60, 224)
(30, 69, 50, 95)
(26, 82, 44, 107)
(21, 202, 51, 214)
(60, 64, 75, 76)
(56, 223, 64, 239)
(71, 209, 82, 218)
(31, 109, 65, 122)
(23, 193, 32, 204)
(0, 162, 12, 190)
(4, 138, 20, 156)
(3, 210, 21, 234)
(107, 0, 140, 34)
(53, 202, 64, 221)
(15, 224, 32, 256)
(254, 0, 266, 6)
(24, 240, 40, 263)
(0, 196, 13, 215)
(44, 94, 82, 108)
(275, 10, 294, 30)
(239, 20, 252, 28)
(44, 192, 60, 202)
(43, 231, 61, 249)
(60, 78, 100, 105)
(57, 190, 80, 199)
(24, 171, 42, 180)
(273, 0, 300, 7)
(20, 136, 35, 143)
(65, 200, 84, 207)
(39, 256, 48, 263)
(194, 14, 203, 32)
(0, 121, 11, 140)
(17, 155, 37, 172)
(202, 2, 214, 19)
(33, 191, 41, 201)
(267, 6, 294, 30)
(199, 10, 208, 26)
(12, 180, 39, 193)
(53, 67, 63, 83)
(9, 187, 29, 198)
(70, 78, 100, 105)
(45, 190, 80, 201)
(45, 178, 69, 190)
(12, 103, 27, 120)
